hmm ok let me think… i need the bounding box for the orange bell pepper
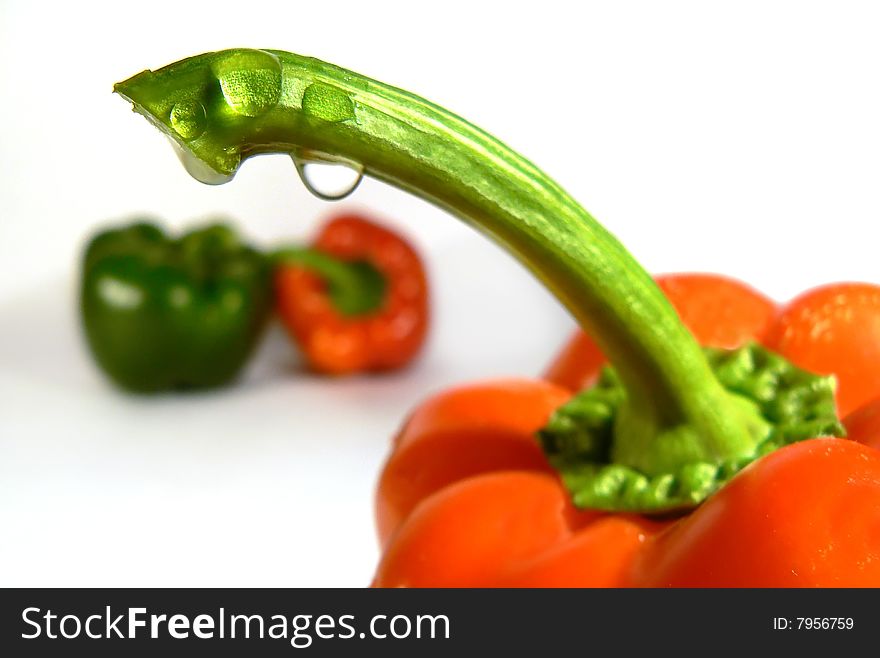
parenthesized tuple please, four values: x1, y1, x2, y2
(376, 278, 880, 587)
(375, 382, 880, 587)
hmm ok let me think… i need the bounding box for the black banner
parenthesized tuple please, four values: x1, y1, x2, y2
(1, 588, 875, 656)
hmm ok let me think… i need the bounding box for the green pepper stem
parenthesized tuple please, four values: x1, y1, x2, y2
(116, 49, 765, 471)
(272, 247, 386, 317)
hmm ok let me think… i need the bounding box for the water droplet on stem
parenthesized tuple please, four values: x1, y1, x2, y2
(301, 82, 356, 123)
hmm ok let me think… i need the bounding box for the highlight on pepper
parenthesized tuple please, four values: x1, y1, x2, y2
(115, 48, 880, 586)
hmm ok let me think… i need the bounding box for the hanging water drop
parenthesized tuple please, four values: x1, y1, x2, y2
(293, 156, 364, 201)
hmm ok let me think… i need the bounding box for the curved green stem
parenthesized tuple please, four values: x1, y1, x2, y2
(115, 48, 765, 473)
(272, 247, 386, 317)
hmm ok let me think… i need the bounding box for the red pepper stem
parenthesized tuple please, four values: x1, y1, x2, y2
(271, 247, 386, 317)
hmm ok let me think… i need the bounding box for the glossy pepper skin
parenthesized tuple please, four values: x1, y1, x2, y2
(274, 214, 429, 375)
(374, 380, 880, 587)
(767, 283, 880, 417)
(375, 277, 880, 587)
(81, 220, 271, 391)
(116, 50, 880, 586)
(367, 276, 879, 587)
(846, 399, 880, 452)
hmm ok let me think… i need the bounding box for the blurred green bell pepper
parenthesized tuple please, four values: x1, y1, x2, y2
(80, 220, 271, 392)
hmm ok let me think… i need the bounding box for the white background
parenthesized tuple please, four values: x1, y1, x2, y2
(1, 1, 878, 586)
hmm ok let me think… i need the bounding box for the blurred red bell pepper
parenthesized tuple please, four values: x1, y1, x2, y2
(274, 213, 429, 375)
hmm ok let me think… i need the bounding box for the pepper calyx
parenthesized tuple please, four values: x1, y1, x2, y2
(538, 343, 845, 513)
